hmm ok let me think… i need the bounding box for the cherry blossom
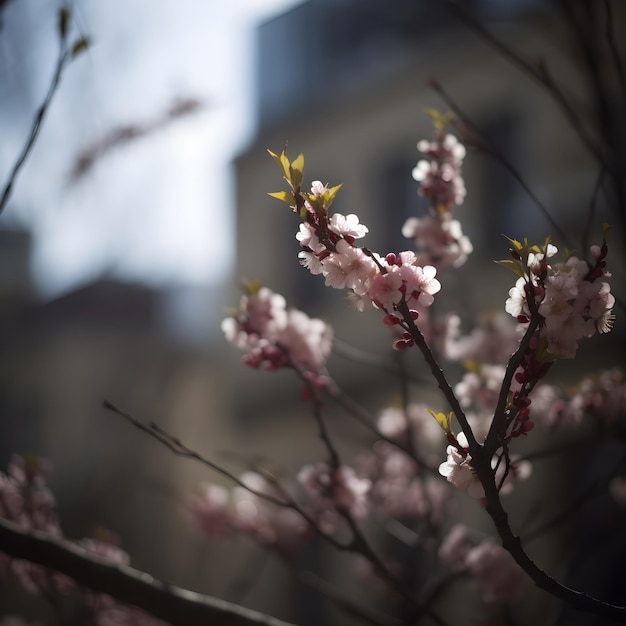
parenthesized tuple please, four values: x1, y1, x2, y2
(190, 484, 234, 537)
(503, 240, 614, 360)
(402, 214, 472, 269)
(439, 524, 528, 604)
(222, 285, 332, 376)
(438, 432, 484, 498)
(297, 463, 371, 532)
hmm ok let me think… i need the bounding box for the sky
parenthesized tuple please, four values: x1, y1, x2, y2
(0, 0, 303, 298)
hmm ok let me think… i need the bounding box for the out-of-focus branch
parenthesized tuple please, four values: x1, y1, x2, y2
(430, 80, 572, 248)
(440, 0, 608, 171)
(0, 7, 88, 215)
(0, 516, 297, 626)
(69, 97, 205, 182)
(103, 400, 287, 508)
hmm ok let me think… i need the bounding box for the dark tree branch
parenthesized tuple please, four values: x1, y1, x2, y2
(0, 516, 297, 626)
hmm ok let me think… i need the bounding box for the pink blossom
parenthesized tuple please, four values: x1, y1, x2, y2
(328, 213, 369, 239)
(505, 243, 614, 360)
(298, 463, 371, 532)
(367, 267, 403, 309)
(230, 473, 308, 555)
(223, 286, 332, 374)
(438, 524, 474, 569)
(402, 214, 472, 269)
(310, 180, 326, 196)
(438, 433, 484, 498)
(321, 240, 376, 295)
(443, 313, 521, 365)
(505, 277, 530, 319)
(609, 476, 626, 507)
(439, 525, 528, 603)
(191, 484, 234, 537)
(465, 541, 528, 603)
(399, 262, 441, 307)
(295, 222, 324, 252)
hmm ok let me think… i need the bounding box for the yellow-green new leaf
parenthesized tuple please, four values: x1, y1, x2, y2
(424, 108, 455, 130)
(323, 183, 343, 207)
(503, 235, 524, 252)
(495, 259, 526, 279)
(268, 191, 294, 206)
(290, 153, 304, 189)
(426, 409, 453, 434)
(267, 148, 291, 182)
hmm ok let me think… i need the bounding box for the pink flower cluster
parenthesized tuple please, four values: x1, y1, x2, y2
(443, 312, 521, 366)
(438, 429, 531, 497)
(191, 472, 308, 557)
(357, 441, 449, 524)
(402, 131, 472, 269)
(222, 285, 332, 377)
(297, 462, 371, 533)
(297, 191, 441, 316)
(0, 456, 166, 625)
(413, 133, 466, 210)
(439, 524, 528, 604)
(505, 242, 614, 359)
(533, 368, 626, 430)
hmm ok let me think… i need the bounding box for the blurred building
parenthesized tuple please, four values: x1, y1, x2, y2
(0, 228, 250, 601)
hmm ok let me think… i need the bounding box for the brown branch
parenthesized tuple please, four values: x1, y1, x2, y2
(479, 478, 626, 621)
(395, 300, 477, 452)
(0, 516, 297, 626)
(396, 298, 626, 620)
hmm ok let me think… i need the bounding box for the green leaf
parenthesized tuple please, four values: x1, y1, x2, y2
(268, 191, 294, 206)
(426, 409, 453, 434)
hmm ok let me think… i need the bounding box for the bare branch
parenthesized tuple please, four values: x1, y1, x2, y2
(0, 516, 297, 626)
(0, 16, 71, 216)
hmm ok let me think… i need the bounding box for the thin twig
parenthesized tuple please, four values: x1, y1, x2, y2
(0, 23, 70, 215)
(298, 571, 400, 626)
(603, 0, 626, 98)
(103, 400, 287, 508)
(440, 0, 608, 171)
(430, 80, 572, 248)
